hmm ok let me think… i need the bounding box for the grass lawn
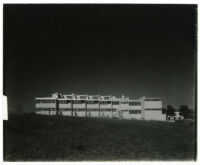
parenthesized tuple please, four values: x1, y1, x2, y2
(3, 114, 196, 161)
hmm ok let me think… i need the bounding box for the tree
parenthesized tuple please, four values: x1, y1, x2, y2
(162, 108, 167, 114)
(179, 105, 191, 118)
(166, 105, 175, 116)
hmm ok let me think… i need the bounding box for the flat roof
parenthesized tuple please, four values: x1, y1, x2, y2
(35, 94, 162, 101)
(35, 97, 55, 99)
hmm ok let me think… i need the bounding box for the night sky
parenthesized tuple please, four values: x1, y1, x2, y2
(4, 4, 197, 113)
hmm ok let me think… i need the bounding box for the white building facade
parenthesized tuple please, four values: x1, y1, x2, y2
(35, 93, 166, 121)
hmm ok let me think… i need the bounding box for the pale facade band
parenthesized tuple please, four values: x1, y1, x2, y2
(35, 93, 166, 121)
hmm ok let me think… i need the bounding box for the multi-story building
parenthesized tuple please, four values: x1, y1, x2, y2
(35, 93, 166, 121)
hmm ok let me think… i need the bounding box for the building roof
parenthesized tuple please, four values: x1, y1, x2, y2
(35, 93, 162, 102)
(35, 97, 55, 100)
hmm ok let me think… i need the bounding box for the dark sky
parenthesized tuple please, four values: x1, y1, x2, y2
(4, 4, 197, 113)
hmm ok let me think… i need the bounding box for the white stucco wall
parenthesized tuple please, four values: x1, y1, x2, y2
(100, 110, 112, 118)
(73, 104, 85, 109)
(59, 103, 71, 108)
(36, 103, 56, 108)
(120, 103, 129, 110)
(128, 105, 141, 110)
(119, 110, 142, 120)
(144, 101, 162, 109)
(76, 111, 86, 117)
(35, 95, 166, 121)
(144, 99, 166, 120)
(35, 111, 41, 115)
(87, 104, 99, 109)
(50, 110, 56, 115)
(62, 111, 71, 116)
(100, 104, 112, 109)
(89, 109, 99, 117)
(144, 110, 166, 121)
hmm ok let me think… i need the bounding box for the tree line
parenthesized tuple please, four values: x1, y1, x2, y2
(162, 105, 193, 118)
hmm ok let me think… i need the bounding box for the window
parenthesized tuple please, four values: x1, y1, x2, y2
(77, 109, 85, 112)
(66, 100, 71, 104)
(73, 100, 82, 104)
(129, 110, 141, 114)
(145, 98, 161, 101)
(81, 100, 85, 104)
(121, 102, 128, 104)
(87, 101, 94, 104)
(93, 96, 99, 99)
(104, 97, 110, 100)
(41, 108, 51, 111)
(145, 108, 162, 111)
(129, 102, 141, 106)
(90, 109, 98, 112)
(100, 101, 107, 105)
(107, 101, 111, 104)
(94, 101, 98, 104)
(60, 100, 71, 104)
(112, 101, 119, 105)
(38, 99, 55, 103)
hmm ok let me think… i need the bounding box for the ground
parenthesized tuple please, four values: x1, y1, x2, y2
(3, 114, 196, 161)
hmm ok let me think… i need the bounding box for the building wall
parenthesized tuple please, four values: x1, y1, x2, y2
(74, 109, 86, 117)
(119, 103, 129, 110)
(62, 110, 71, 116)
(35, 94, 166, 121)
(118, 110, 142, 119)
(36, 103, 56, 109)
(59, 103, 71, 108)
(50, 110, 57, 115)
(144, 101, 162, 109)
(122, 111, 142, 119)
(100, 109, 112, 118)
(73, 103, 85, 109)
(144, 111, 166, 120)
(88, 109, 99, 117)
(143, 98, 166, 121)
(36, 110, 56, 115)
(99, 102, 112, 117)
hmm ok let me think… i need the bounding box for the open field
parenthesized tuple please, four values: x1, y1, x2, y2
(4, 114, 196, 161)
